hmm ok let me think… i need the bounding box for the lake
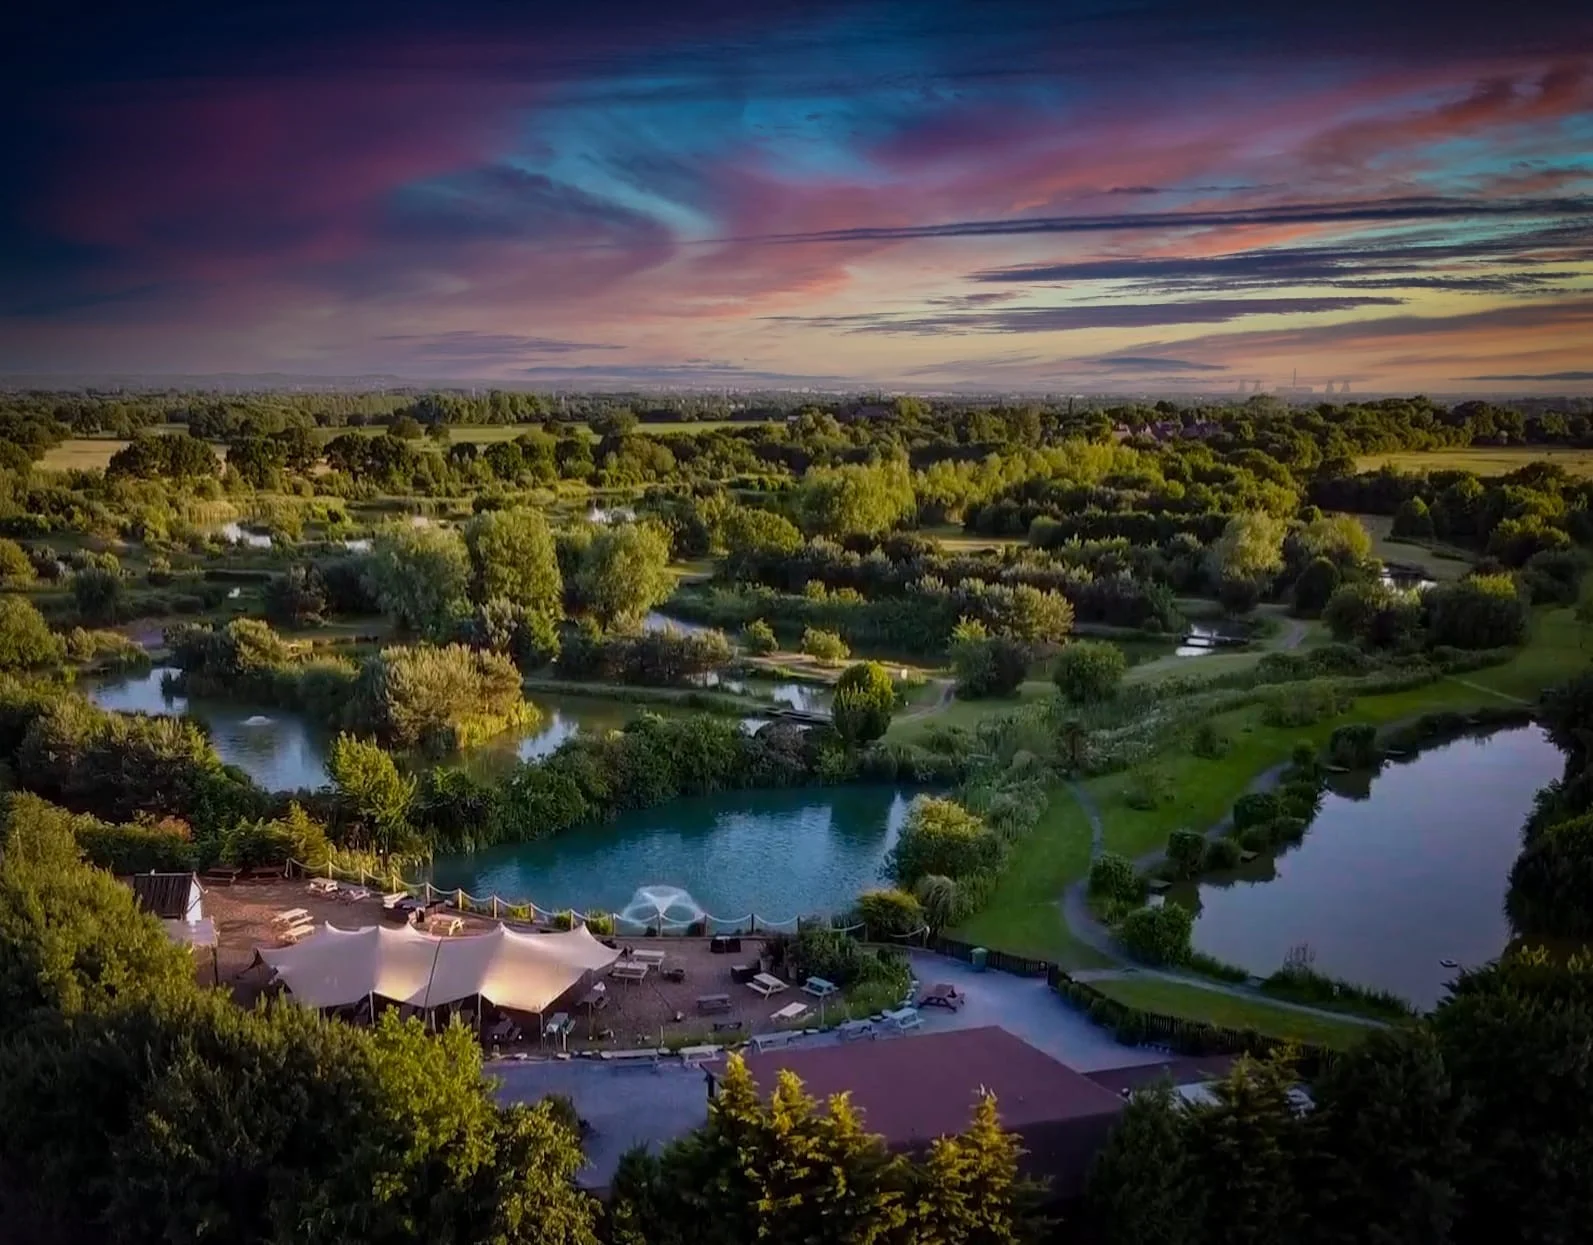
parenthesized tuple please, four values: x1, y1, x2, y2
(428, 785, 914, 927)
(1169, 725, 1564, 1009)
(83, 667, 699, 791)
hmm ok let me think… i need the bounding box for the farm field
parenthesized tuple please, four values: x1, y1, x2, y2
(1357, 445, 1593, 478)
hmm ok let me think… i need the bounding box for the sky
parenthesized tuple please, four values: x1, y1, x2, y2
(2, 0, 1591, 394)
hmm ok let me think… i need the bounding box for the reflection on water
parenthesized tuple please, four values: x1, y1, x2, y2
(219, 522, 272, 549)
(85, 668, 741, 793)
(641, 610, 712, 637)
(1172, 726, 1564, 1009)
(430, 786, 914, 920)
(1174, 621, 1248, 658)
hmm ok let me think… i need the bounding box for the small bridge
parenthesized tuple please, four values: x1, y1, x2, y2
(1178, 631, 1246, 649)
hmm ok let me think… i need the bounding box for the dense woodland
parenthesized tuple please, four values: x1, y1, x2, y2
(0, 387, 1591, 1241)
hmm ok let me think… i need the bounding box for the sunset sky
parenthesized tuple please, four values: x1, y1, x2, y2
(3, 1, 1591, 393)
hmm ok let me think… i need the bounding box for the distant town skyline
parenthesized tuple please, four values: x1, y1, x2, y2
(2, 1, 1590, 392)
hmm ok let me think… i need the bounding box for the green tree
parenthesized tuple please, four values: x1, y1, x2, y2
(71, 564, 123, 624)
(721, 506, 803, 558)
(1087, 852, 1143, 903)
(800, 626, 850, 664)
(951, 627, 1030, 698)
(1304, 1027, 1467, 1245)
(463, 507, 563, 618)
(0, 537, 35, 586)
(1086, 1082, 1200, 1245)
(913, 874, 958, 932)
(1185, 1054, 1307, 1245)
(368, 523, 471, 639)
(740, 619, 778, 654)
(572, 522, 673, 630)
(1117, 903, 1193, 966)
(796, 458, 915, 538)
(905, 1092, 1035, 1244)
(1506, 811, 1593, 938)
(1208, 512, 1287, 586)
(887, 796, 1001, 888)
(833, 661, 896, 744)
(0, 596, 65, 671)
(1291, 556, 1341, 617)
(1392, 496, 1435, 540)
(1424, 574, 1527, 650)
(1294, 514, 1372, 567)
(326, 733, 415, 854)
(856, 888, 925, 937)
(349, 643, 533, 750)
(1052, 640, 1127, 703)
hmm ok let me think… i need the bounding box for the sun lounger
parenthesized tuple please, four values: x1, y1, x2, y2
(801, 976, 838, 999)
(272, 908, 311, 926)
(882, 1006, 922, 1032)
(770, 1001, 810, 1024)
(747, 972, 788, 998)
(380, 891, 410, 909)
(600, 1048, 662, 1067)
(339, 886, 371, 903)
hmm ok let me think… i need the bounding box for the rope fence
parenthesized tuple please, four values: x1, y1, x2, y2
(285, 858, 874, 937)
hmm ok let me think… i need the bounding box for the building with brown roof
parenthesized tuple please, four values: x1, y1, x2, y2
(726, 1025, 1130, 1198)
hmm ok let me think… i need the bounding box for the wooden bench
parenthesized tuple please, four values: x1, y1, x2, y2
(696, 993, 732, 1015)
(751, 1030, 800, 1053)
(712, 1019, 744, 1034)
(679, 1044, 720, 1065)
(837, 1019, 875, 1042)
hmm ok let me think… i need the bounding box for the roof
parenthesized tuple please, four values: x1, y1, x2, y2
(258, 923, 620, 1013)
(128, 872, 199, 920)
(737, 1026, 1125, 1146)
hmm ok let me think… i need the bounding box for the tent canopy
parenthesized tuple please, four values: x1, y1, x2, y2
(259, 923, 619, 1013)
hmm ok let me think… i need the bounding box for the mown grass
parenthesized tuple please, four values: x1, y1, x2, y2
(1357, 513, 1471, 581)
(951, 785, 1112, 970)
(1357, 446, 1593, 479)
(1086, 976, 1375, 1050)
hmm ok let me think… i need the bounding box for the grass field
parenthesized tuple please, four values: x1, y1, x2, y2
(1357, 446, 1593, 478)
(39, 439, 132, 471)
(1085, 976, 1375, 1049)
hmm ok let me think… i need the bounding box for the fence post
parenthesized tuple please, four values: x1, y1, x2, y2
(491, 896, 499, 920)
(456, 888, 464, 911)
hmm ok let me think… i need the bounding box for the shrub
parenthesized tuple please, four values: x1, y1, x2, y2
(1328, 723, 1379, 768)
(1190, 721, 1230, 759)
(1203, 836, 1242, 871)
(1088, 852, 1144, 903)
(1291, 556, 1341, 617)
(1260, 682, 1354, 727)
(1118, 903, 1194, 966)
(583, 910, 615, 936)
(0, 596, 65, 672)
(1166, 829, 1208, 878)
(1124, 766, 1171, 811)
(71, 565, 124, 624)
(349, 643, 534, 750)
(855, 888, 925, 937)
(800, 626, 850, 664)
(1423, 575, 1528, 650)
(832, 661, 896, 745)
(1265, 815, 1309, 845)
(1052, 640, 1127, 704)
(0, 537, 35, 586)
(886, 796, 1001, 888)
(741, 619, 778, 654)
(1232, 791, 1283, 831)
(1507, 811, 1593, 939)
(950, 632, 1030, 698)
(913, 874, 958, 931)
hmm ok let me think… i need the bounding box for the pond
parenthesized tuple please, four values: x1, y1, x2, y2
(82, 667, 703, 792)
(428, 785, 914, 926)
(1168, 725, 1564, 1009)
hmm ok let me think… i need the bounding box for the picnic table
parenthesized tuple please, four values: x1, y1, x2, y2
(426, 915, 464, 937)
(770, 1001, 810, 1024)
(696, 993, 732, 1015)
(918, 983, 966, 1012)
(801, 976, 838, 999)
(611, 961, 650, 984)
(838, 1019, 876, 1041)
(748, 972, 788, 998)
(579, 986, 609, 1011)
(882, 1006, 923, 1032)
(272, 908, 311, 926)
(630, 948, 668, 966)
(307, 877, 339, 896)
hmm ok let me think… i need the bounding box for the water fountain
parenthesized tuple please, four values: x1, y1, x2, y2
(617, 884, 708, 933)
(241, 714, 274, 727)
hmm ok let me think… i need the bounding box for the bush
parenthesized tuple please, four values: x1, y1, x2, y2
(0, 596, 65, 672)
(76, 815, 196, 873)
(1088, 852, 1143, 903)
(1328, 723, 1379, 768)
(1203, 836, 1242, 870)
(855, 888, 924, 937)
(1423, 575, 1528, 650)
(71, 565, 124, 624)
(1264, 815, 1309, 845)
(349, 643, 534, 750)
(1052, 640, 1127, 703)
(950, 632, 1030, 698)
(832, 661, 895, 745)
(1166, 829, 1208, 878)
(1190, 721, 1231, 759)
(0, 537, 35, 586)
(1291, 557, 1341, 617)
(1124, 766, 1171, 811)
(913, 874, 958, 931)
(800, 626, 850, 664)
(1232, 791, 1283, 831)
(886, 796, 1001, 888)
(1507, 811, 1593, 939)
(1118, 903, 1194, 966)
(741, 619, 777, 654)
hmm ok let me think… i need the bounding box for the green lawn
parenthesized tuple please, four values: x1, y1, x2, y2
(952, 785, 1112, 969)
(885, 679, 1052, 744)
(1357, 446, 1593, 479)
(1087, 976, 1375, 1050)
(1357, 514, 1471, 581)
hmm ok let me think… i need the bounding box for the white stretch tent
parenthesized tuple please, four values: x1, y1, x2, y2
(259, 923, 620, 1013)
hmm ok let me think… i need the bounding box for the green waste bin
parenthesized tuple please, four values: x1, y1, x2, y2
(970, 946, 987, 972)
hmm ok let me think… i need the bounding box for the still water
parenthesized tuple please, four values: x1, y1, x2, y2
(83, 667, 692, 791)
(1170, 726, 1563, 1009)
(429, 785, 913, 922)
